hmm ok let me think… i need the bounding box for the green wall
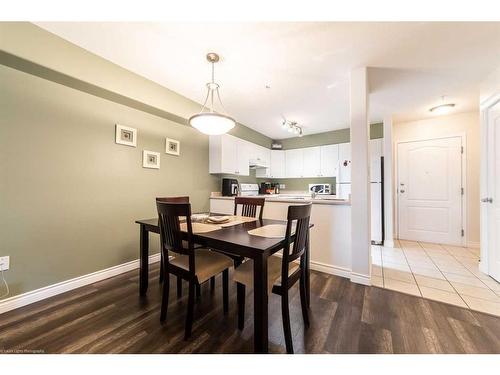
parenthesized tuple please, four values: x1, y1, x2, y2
(277, 123, 382, 150)
(0, 23, 272, 299)
(0, 64, 220, 297)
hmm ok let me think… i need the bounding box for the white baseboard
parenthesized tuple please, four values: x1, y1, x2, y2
(350, 272, 371, 286)
(0, 253, 160, 315)
(383, 239, 395, 248)
(467, 241, 480, 248)
(309, 260, 351, 279)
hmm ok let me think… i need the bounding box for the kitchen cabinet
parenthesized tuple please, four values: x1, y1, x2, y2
(302, 147, 321, 177)
(320, 144, 339, 177)
(209, 134, 250, 176)
(270, 150, 285, 178)
(285, 149, 303, 178)
(256, 149, 284, 178)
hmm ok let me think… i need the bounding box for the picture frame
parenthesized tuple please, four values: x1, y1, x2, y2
(165, 138, 180, 156)
(142, 150, 160, 169)
(115, 124, 137, 147)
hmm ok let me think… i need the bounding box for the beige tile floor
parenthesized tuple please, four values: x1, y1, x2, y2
(371, 240, 500, 317)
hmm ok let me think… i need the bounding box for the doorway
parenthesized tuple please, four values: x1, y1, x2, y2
(397, 136, 465, 246)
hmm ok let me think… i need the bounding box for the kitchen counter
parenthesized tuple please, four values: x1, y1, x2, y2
(209, 195, 352, 279)
(210, 194, 351, 205)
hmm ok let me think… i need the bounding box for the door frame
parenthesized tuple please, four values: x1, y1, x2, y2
(480, 93, 500, 274)
(395, 133, 467, 247)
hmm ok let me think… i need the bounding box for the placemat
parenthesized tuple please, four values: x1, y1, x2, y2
(180, 222, 221, 233)
(247, 224, 288, 238)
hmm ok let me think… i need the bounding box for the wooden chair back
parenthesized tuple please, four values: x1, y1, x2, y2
(156, 201, 195, 276)
(156, 196, 190, 203)
(281, 203, 312, 281)
(234, 197, 265, 219)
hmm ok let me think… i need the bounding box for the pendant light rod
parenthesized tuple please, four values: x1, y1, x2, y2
(188, 52, 236, 135)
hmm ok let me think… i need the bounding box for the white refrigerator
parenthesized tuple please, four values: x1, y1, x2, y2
(336, 140, 384, 244)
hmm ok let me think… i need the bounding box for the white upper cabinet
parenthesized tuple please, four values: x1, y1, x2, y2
(270, 150, 285, 178)
(302, 147, 321, 177)
(320, 144, 339, 177)
(285, 149, 304, 178)
(209, 134, 250, 176)
(248, 143, 270, 167)
(338, 142, 352, 183)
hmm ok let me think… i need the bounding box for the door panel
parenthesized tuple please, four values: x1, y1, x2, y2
(487, 101, 500, 281)
(398, 137, 462, 245)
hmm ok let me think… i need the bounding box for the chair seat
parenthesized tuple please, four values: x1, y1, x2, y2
(170, 249, 233, 283)
(233, 256, 299, 292)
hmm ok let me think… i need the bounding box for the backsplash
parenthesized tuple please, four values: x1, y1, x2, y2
(218, 170, 336, 194)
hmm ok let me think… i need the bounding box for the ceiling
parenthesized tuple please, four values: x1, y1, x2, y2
(36, 22, 500, 139)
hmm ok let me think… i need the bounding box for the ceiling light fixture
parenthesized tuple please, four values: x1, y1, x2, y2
(281, 116, 303, 137)
(189, 53, 236, 135)
(429, 96, 455, 115)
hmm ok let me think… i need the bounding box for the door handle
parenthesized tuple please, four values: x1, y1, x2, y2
(481, 197, 493, 203)
(400, 189, 405, 193)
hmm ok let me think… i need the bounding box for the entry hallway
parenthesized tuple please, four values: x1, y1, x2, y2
(1, 263, 500, 354)
(372, 240, 500, 316)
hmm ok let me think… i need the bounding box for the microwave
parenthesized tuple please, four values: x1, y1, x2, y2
(308, 183, 331, 195)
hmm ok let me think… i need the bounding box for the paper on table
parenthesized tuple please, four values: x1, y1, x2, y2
(180, 222, 221, 233)
(247, 224, 289, 238)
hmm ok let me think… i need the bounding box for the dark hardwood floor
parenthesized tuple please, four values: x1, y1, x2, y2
(1, 262, 500, 354)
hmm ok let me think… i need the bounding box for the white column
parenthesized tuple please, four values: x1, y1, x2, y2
(383, 115, 395, 248)
(350, 67, 371, 285)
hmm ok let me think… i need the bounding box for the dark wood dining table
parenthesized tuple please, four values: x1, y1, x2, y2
(135, 215, 312, 354)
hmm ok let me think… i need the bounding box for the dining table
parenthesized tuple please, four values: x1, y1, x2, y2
(135, 214, 312, 354)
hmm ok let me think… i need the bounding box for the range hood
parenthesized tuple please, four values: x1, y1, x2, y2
(249, 159, 268, 169)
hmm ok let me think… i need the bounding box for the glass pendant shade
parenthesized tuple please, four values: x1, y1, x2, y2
(189, 112, 235, 135)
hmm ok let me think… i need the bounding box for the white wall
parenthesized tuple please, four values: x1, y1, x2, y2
(393, 111, 480, 246)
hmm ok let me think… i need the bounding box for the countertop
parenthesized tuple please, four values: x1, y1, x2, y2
(210, 194, 351, 206)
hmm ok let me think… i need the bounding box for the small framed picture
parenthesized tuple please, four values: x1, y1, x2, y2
(143, 150, 160, 169)
(165, 138, 180, 156)
(115, 124, 137, 147)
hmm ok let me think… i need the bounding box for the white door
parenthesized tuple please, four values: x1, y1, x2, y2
(285, 149, 303, 178)
(398, 137, 463, 245)
(302, 147, 321, 177)
(320, 144, 339, 177)
(486, 101, 500, 281)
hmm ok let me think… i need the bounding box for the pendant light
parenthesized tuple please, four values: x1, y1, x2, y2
(189, 53, 236, 135)
(429, 96, 455, 115)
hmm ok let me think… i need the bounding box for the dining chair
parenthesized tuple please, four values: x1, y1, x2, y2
(234, 196, 265, 220)
(233, 203, 311, 354)
(156, 197, 190, 296)
(156, 201, 233, 339)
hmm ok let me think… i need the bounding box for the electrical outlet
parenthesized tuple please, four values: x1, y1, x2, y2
(0, 256, 9, 271)
(280, 184, 285, 190)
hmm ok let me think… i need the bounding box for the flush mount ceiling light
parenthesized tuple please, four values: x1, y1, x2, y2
(429, 96, 455, 115)
(281, 116, 303, 137)
(189, 53, 236, 135)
